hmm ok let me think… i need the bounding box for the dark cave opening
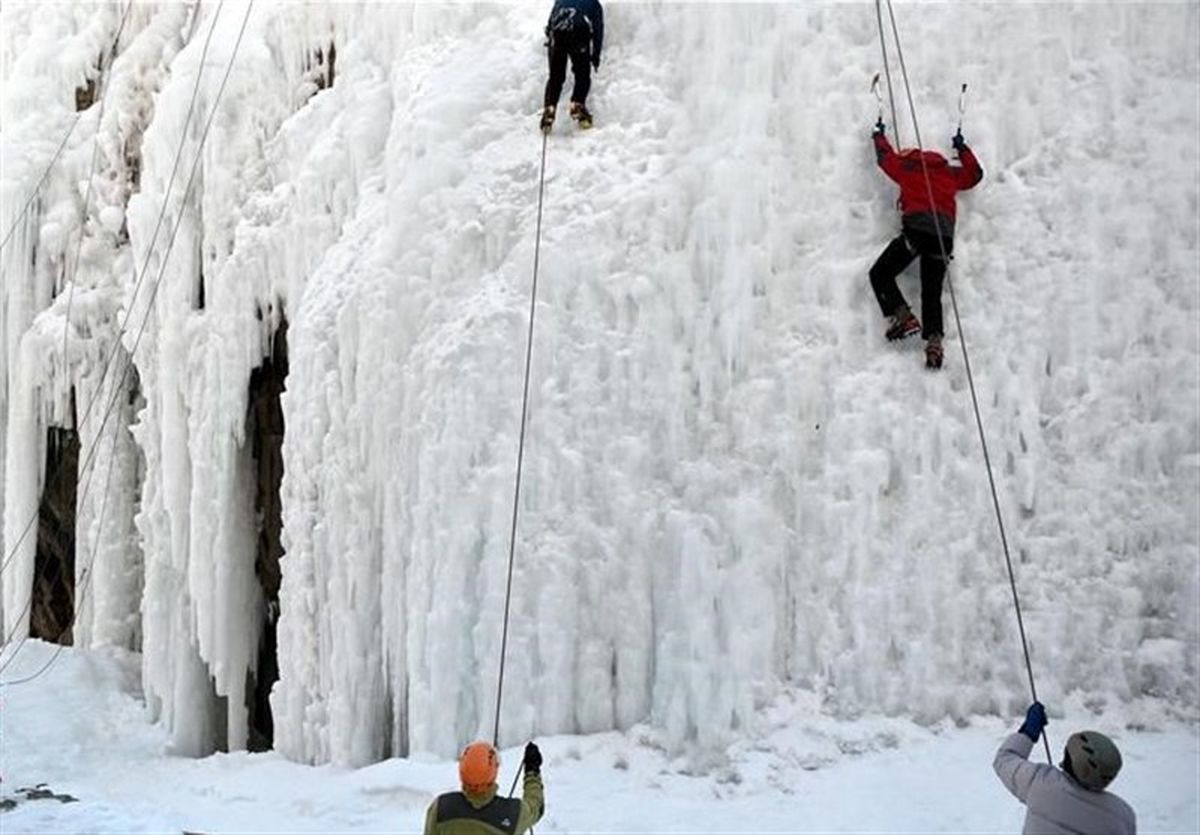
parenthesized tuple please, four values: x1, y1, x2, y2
(312, 41, 336, 92)
(31, 423, 80, 645)
(75, 75, 97, 111)
(301, 41, 337, 104)
(246, 317, 288, 751)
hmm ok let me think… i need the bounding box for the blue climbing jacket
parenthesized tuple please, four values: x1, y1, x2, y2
(547, 0, 604, 63)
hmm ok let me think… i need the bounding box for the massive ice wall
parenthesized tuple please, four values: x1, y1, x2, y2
(267, 1, 1200, 764)
(2, 2, 1197, 766)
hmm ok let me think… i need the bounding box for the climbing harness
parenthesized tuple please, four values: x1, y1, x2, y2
(874, 0, 1051, 764)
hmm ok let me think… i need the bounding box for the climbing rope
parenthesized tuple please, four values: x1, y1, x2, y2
(0, 0, 134, 644)
(873, 0, 900, 146)
(0, 419, 119, 684)
(6, 0, 141, 665)
(63, 0, 137, 411)
(0, 0, 227, 583)
(0, 2, 133, 260)
(875, 0, 1051, 764)
(0, 125, 79, 258)
(492, 130, 550, 747)
(0, 0, 255, 681)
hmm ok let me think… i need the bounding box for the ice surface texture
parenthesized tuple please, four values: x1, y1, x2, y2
(1, 3, 1196, 765)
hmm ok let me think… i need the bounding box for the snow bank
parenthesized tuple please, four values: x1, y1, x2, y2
(3, 641, 1199, 833)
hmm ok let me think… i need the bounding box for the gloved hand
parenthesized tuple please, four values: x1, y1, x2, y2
(1018, 701, 1048, 743)
(523, 741, 543, 774)
(952, 130, 967, 151)
(591, 54, 600, 70)
(873, 119, 886, 138)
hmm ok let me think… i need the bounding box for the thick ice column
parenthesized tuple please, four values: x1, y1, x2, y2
(128, 2, 276, 752)
(1, 343, 43, 641)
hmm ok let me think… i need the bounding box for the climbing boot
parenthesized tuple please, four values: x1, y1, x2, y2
(885, 306, 921, 341)
(569, 101, 593, 129)
(539, 105, 556, 134)
(925, 335, 944, 370)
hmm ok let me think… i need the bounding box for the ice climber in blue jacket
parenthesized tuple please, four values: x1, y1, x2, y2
(994, 702, 1137, 834)
(540, 0, 604, 133)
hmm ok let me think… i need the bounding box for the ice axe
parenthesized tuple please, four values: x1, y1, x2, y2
(871, 72, 884, 123)
(951, 82, 969, 153)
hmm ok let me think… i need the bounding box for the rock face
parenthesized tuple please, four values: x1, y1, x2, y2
(247, 318, 288, 750)
(32, 424, 79, 645)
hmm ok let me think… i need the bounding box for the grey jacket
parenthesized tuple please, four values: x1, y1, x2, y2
(994, 733, 1137, 834)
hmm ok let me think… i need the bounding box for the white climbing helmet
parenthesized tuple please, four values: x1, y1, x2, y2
(1064, 731, 1122, 791)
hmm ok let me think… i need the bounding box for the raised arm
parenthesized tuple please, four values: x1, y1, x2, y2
(994, 703, 1053, 802)
(872, 125, 903, 183)
(517, 770, 545, 830)
(951, 131, 983, 189)
(516, 742, 546, 832)
(994, 732, 1056, 802)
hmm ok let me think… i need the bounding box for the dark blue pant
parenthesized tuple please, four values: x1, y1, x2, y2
(543, 30, 591, 109)
(869, 230, 952, 339)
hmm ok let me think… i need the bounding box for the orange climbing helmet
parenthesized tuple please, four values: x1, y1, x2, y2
(459, 741, 500, 793)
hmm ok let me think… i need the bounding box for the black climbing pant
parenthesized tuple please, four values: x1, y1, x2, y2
(543, 29, 591, 109)
(869, 229, 954, 339)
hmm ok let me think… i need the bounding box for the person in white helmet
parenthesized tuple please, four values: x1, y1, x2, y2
(994, 702, 1137, 834)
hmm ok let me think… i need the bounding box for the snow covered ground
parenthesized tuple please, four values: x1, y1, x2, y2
(2, 641, 1197, 833)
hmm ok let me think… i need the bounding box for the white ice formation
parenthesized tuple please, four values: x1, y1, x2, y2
(2, 2, 1197, 766)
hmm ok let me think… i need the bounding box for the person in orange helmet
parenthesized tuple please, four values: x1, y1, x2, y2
(423, 740, 545, 834)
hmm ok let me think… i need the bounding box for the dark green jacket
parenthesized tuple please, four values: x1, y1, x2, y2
(423, 772, 544, 835)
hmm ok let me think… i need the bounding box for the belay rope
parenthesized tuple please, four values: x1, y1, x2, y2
(0, 0, 255, 683)
(873, 0, 900, 146)
(874, 0, 1052, 764)
(490, 131, 550, 811)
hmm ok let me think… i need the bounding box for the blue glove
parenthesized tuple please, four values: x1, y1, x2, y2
(1018, 701, 1047, 742)
(873, 119, 885, 138)
(952, 130, 966, 151)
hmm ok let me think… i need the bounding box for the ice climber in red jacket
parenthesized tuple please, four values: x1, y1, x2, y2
(869, 120, 983, 369)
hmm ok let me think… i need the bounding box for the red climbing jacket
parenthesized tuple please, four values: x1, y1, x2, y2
(874, 133, 983, 239)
